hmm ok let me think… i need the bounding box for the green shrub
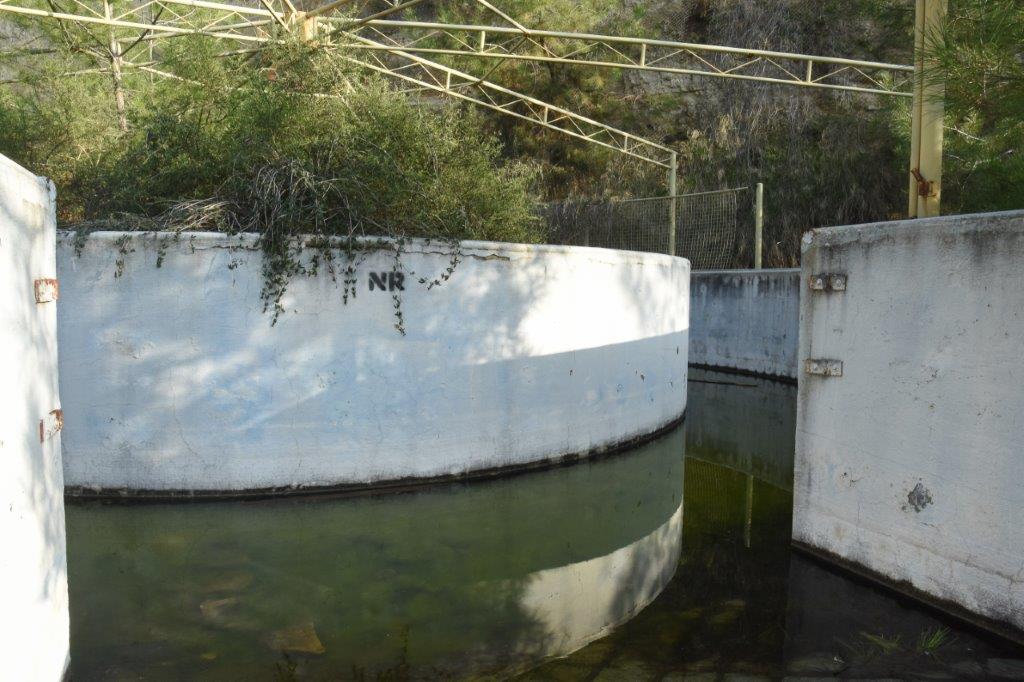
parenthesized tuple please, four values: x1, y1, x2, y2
(928, 0, 1024, 214)
(1, 39, 540, 326)
(1, 40, 539, 240)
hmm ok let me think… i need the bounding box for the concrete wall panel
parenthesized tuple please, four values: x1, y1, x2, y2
(689, 269, 800, 379)
(794, 211, 1024, 637)
(57, 233, 689, 493)
(0, 154, 69, 679)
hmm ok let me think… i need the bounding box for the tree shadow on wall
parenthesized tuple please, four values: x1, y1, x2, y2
(57, 235, 688, 491)
(0, 162, 68, 675)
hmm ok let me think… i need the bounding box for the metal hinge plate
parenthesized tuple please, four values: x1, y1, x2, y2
(34, 278, 59, 303)
(809, 273, 846, 292)
(39, 409, 64, 443)
(804, 359, 843, 377)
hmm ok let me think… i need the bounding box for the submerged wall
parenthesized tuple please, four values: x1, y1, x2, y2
(686, 367, 796, 491)
(794, 211, 1024, 639)
(65, 427, 684, 677)
(689, 269, 800, 379)
(0, 155, 69, 679)
(57, 232, 689, 494)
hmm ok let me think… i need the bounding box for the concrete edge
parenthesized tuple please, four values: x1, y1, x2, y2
(0, 152, 50, 189)
(691, 268, 801, 276)
(801, 209, 1024, 252)
(688, 363, 797, 386)
(65, 411, 687, 505)
(57, 229, 692, 268)
(792, 540, 1024, 648)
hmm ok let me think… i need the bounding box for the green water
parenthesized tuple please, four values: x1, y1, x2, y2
(65, 369, 1024, 680)
(65, 424, 684, 679)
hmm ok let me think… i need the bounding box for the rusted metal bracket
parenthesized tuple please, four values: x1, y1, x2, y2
(39, 408, 64, 443)
(34, 278, 59, 303)
(910, 168, 935, 199)
(804, 359, 843, 377)
(809, 273, 846, 292)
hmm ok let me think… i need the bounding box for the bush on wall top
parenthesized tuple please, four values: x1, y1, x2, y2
(1, 38, 542, 328)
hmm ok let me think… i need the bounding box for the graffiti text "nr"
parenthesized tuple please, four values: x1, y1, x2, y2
(369, 272, 405, 292)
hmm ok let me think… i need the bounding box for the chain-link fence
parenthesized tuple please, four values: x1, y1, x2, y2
(541, 187, 751, 270)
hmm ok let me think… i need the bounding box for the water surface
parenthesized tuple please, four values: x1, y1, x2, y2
(525, 369, 1024, 680)
(65, 368, 1024, 679)
(66, 427, 683, 679)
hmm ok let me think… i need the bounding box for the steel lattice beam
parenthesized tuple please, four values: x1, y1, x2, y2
(339, 32, 675, 167)
(0, 0, 675, 166)
(0, 0, 918, 173)
(323, 18, 914, 98)
(0, 0, 283, 44)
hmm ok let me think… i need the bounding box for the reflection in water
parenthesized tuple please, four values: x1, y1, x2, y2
(65, 429, 684, 679)
(527, 369, 1024, 680)
(685, 368, 795, 490)
(65, 368, 1024, 679)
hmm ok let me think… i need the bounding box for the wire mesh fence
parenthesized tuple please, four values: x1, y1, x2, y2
(540, 187, 750, 270)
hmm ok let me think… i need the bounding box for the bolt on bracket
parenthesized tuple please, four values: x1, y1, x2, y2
(809, 273, 846, 292)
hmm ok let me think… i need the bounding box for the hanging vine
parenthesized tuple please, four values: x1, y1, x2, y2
(53, 41, 538, 328)
(66, 161, 469, 333)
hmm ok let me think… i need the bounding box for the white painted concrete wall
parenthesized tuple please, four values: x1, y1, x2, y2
(794, 211, 1024, 637)
(689, 269, 800, 379)
(0, 154, 69, 679)
(58, 232, 689, 492)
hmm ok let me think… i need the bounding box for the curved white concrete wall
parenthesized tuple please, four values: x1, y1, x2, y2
(57, 232, 689, 493)
(0, 154, 69, 680)
(689, 269, 800, 379)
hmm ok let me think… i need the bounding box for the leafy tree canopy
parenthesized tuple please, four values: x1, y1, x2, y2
(930, 0, 1024, 213)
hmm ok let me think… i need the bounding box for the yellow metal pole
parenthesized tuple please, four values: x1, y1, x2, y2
(908, 0, 923, 217)
(909, 0, 946, 218)
(301, 14, 318, 40)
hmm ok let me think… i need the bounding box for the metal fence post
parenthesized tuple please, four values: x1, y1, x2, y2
(754, 182, 764, 269)
(668, 151, 677, 257)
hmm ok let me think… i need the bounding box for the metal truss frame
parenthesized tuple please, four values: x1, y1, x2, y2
(0, 0, 939, 218)
(0, 0, 914, 153)
(0, 0, 676, 166)
(326, 18, 915, 98)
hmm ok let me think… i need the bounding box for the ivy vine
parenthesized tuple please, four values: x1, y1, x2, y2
(68, 226, 464, 334)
